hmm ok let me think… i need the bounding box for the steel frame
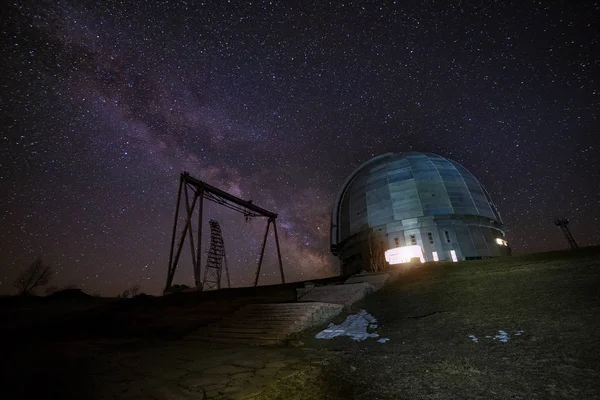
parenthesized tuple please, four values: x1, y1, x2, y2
(165, 172, 285, 292)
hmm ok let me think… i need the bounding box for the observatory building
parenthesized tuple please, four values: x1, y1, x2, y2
(330, 152, 510, 275)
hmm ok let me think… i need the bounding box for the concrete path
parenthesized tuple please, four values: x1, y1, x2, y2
(5, 339, 334, 400)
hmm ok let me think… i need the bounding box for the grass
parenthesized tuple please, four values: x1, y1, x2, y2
(261, 246, 600, 399)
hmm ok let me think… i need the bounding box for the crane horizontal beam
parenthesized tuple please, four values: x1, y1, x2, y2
(182, 172, 277, 219)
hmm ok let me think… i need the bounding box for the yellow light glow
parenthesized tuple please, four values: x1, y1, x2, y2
(385, 245, 425, 264)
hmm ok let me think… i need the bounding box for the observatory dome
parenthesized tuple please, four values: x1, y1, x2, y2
(331, 152, 510, 274)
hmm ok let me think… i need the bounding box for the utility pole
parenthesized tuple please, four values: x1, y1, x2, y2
(554, 217, 578, 249)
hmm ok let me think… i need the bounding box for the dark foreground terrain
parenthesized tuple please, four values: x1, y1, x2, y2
(263, 246, 600, 399)
(1, 247, 599, 399)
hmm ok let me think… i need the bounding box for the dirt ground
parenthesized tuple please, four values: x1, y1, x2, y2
(2, 247, 599, 399)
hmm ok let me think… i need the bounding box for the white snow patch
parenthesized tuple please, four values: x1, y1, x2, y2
(377, 338, 390, 343)
(494, 330, 510, 343)
(315, 310, 380, 342)
(469, 330, 523, 343)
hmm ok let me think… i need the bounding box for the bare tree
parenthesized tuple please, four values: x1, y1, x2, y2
(129, 284, 141, 297)
(119, 284, 141, 299)
(14, 259, 54, 296)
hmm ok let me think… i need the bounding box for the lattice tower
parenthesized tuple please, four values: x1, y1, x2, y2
(202, 220, 231, 290)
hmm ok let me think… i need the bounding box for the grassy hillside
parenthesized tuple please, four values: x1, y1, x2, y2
(264, 247, 600, 399)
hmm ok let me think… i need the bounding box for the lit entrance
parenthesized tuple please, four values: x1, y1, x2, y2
(385, 245, 425, 264)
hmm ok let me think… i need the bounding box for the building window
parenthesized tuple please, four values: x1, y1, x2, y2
(450, 250, 458, 262)
(444, 230, 451, 243)
(427, 232, 434, 244)
(394, 237, 399, 247)
(432, 251, 439, 261)
(409, 234, 417, 245)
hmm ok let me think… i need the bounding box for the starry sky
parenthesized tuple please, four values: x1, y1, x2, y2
(1, 0, 599, 296)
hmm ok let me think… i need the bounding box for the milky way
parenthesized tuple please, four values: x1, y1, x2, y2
(1, 1, 598, 295)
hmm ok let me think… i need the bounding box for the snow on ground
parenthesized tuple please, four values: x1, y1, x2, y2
(468, 330, 524, 343)
(315, 309, 390, 342)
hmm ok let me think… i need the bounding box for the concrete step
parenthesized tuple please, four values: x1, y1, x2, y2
(229, 315, 310, 322)
(230, 317, 307, 324)
(198, 332, 288, 340)
(205, 334, 286, 343)
(174, 313, 231, 321)
(234, 303, 319, 311)
(233, 309, 319, 317)
(201, 326, 292, 335)
(205, 321, 297, 329)
(227, 314, 309, 322)
(242, 303, 321, 310)
(213, 320, 296, 327)
(185, 335, 281, 346)
(228, 310, 311, 318)
(190, 330, 286, 340)
(209, 321, 303, 330)
(185, 302, 344, 346)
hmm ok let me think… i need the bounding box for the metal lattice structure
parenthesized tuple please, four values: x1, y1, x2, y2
(202, 220, 231, 291)
(554, 217, 579, 249)
(164, 172, 285, 293)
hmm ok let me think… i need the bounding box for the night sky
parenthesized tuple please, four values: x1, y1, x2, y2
(1, 1, 598, 296)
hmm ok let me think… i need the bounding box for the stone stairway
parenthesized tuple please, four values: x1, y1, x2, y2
(186, 302, 343, 345)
